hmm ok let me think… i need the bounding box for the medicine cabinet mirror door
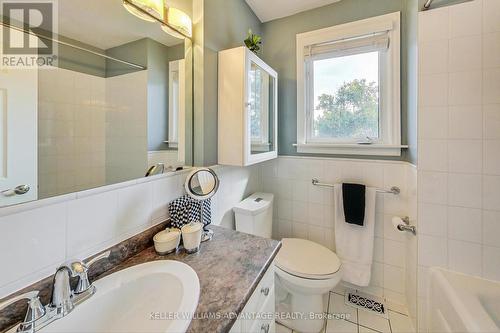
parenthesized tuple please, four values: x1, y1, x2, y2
(246, 54, 278, 165)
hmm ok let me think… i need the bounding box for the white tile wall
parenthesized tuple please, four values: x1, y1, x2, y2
(38, 68, 106, 198)
(38, 68, 149, 199)
(260, 156, 412, 308)
(417, 1, 500, 330)
(0, 204, 66, 290)
(210, 164, 263, 229)
(0, 163, 262, 299)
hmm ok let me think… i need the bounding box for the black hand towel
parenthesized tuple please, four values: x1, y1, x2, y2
(342, 183, 366, 226)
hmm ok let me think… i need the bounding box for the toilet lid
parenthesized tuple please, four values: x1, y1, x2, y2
(275, 238, 341, 279)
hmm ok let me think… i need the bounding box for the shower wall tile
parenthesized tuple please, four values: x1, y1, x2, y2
(483, 32, 500, 68)
(418, 1, 500, 330)
(448, 36, 482, 71)
(38, 68, 148, 199)
(483, 68, 500, 104)
(483, 0, 500, 33)
(418, 107, 448, 139)
(418, 41, 448, 75)
(448, 106, 483, 139)
(483, 140, 500, 175)
(450, 0, 482, 37)
(38, 68, 107, 198)
(418, 6, 449, 42)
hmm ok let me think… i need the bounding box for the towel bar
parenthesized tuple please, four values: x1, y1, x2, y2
(311, 178, 401, 195)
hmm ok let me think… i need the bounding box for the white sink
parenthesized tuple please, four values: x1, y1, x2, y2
(41, 261, 200, 333)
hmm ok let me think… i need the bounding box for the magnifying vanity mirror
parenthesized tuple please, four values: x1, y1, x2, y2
(184, 168, 220, 242)
(0, 0, 193, 208)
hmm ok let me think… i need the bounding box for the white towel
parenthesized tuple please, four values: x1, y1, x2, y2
(334, 184, 376, 287)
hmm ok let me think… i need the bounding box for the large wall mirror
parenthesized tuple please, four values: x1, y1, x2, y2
(0, 0, 193, 207)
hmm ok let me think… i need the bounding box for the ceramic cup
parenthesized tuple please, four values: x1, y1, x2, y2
(153, 228, 181, 255)
(181, 222, 203, 253)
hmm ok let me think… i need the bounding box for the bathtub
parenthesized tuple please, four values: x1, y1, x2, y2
(428, 268, 500, 333)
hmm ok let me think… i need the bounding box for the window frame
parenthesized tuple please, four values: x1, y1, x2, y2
(296, 12, 403, 156)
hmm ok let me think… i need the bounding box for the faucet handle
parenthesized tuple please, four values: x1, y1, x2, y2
(86, 250, 111, 268)
(0, 291, 46, 332)
(74, 250, 111, 294)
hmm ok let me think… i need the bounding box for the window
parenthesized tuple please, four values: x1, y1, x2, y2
(296, 12, 402, 156)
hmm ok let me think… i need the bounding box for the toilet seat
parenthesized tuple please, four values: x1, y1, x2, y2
(275, 238, 341, 280)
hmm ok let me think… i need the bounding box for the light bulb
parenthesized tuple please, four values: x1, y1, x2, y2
(161, 7, 192, 38)
(123, 0, 164, 22)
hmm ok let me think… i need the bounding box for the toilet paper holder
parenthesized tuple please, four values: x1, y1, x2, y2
(394, 216, 417, 235)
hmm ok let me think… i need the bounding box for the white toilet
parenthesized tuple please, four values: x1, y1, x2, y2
(234, 193, 343, 333)
(274, 238, 342, 333)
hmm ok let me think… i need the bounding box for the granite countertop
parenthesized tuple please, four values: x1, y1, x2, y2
(99, 225, 281, 333)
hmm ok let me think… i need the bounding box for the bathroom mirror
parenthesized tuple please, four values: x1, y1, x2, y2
(249, 61, 276, 155)
(0, 0, 193, 208)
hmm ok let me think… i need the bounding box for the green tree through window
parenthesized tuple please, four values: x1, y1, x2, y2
(314, 79, 379, 140)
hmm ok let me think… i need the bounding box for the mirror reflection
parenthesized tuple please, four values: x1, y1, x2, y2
(186, 170, 219, 198)
(249, 61, 275, 155)
(0, 0, 193, 207)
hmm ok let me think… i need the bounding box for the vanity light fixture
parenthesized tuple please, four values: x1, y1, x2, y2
(123, 0, 164, 22)
(122, 0, 192, 39)
(161, 7, 192, 38)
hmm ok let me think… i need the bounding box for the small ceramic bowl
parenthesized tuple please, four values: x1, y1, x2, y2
(153, 228, 181, 255)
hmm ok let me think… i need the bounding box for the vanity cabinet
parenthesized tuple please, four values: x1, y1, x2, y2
(230, 264, 275, 333)
(218, 46, 278, 166)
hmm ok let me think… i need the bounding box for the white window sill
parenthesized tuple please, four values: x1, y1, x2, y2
(294, 143, 408, 156)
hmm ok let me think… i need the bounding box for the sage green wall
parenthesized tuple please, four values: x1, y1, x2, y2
(405, 0, 419, 164)
(193, 0, 262, 166)
(53, 33, 106, 77)
(261, 0, 414, 161)
(105, 39, 148, 78)
(107, 38, 184, 151)
(146, 40, 184, 152)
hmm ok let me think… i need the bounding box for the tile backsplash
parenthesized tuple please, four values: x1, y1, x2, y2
(0, 164, 263, 300)
(260, 156, 415, 309)
(0, 171, 185, 299)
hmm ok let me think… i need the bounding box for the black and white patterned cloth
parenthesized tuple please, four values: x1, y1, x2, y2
(168, 194, 212, 229)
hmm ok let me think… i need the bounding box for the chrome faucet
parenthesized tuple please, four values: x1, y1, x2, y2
(50, 251, 111, 315)
(0, 250, 110, 333)
(49, 262, 80, 315)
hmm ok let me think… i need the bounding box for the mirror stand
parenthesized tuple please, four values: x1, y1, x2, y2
(199, 200, 213, 242)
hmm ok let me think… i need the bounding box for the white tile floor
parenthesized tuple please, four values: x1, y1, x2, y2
(276, 291, 415, 333)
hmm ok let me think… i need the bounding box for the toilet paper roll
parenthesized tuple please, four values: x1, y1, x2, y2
(392, 216, 403, 231)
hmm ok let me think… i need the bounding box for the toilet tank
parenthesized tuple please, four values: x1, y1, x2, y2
(233, 193, 274, 238)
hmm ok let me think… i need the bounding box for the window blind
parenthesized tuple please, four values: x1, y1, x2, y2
(304, 32, 390, 59)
